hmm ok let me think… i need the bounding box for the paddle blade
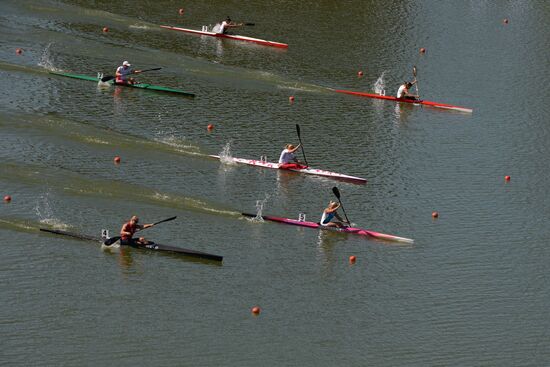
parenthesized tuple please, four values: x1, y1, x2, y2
(244, 22, 255, 26)
(332, 187, 341, 199)
(139, 67, 162, 73)
(104, 236, 121, 246)
(100, 75, 115, 82)
(413, 66, 417, 77)
(296, 124, 301, 136)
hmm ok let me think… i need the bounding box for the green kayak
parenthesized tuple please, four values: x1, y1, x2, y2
(49, 71, 195, 97)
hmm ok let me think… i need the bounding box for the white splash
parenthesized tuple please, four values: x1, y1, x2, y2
(35, 191, 69, 229)
(38, 43, 61, 72)
(219, 142, 237, 164)
(374, 71, 387, 95)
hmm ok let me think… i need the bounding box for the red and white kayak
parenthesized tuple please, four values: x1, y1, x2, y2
(335, 89, 473, 113)
(160, 25, 288, 48)
(210, 155, 367, 184)
(242, 213, 414, 244)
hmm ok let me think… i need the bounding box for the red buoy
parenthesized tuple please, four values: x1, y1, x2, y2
(4, 195, 12, 203)
(114, 156, 121, 164)
(503, 18, 509, 24)
(178, 8, 185, 15)
(102, 27, 109, 33)
(432, 211, 439, 219)
(505, 175, 511, 182)
(357, 71, 363, 77)
(420, 47, 426, 54)
(289, 96, 295, 103)
(16, 48, 23, 55)
(349, 255, 356, 264)
(251, 306, 261, 315)
(207, 124, 214, 131)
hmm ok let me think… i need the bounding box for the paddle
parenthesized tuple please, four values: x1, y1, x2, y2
(103, 215, 177, 246)
(100, 67, 162, 83)
(295, 124, 309, 166)
(413, 65, 420, 97)
(331, 187, 351, 225)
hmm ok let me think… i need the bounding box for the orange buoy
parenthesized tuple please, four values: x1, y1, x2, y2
(432, 211, 439, 219)
(16, 48, 23, 55)
(102, 27, 109, 33)
(357, 71, 363, 77)
(251, 306, 261, 315)
(420, 47, 426, 54)
(505, 175, 511, 182)
(207, 124, 214, 131)
(349, 255, 356, 264)
(4, 195, 12, 203)
(179, 8, 185, 15)
(114, 156, 121, 164)
(289, 96, 295, 103)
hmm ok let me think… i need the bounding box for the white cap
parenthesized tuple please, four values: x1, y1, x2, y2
(122, 61, 131, 66)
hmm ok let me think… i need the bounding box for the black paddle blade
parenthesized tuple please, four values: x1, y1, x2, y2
(244, 22, 255, 26)
(100, 75, 115, 82)
(332, 187, 341, 199)
(104, 236, 121, 246)
(152, 216, 177, 226)
(296, 124, 301, 135)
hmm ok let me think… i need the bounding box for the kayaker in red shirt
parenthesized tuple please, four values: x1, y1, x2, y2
(120, 215, 153, 245)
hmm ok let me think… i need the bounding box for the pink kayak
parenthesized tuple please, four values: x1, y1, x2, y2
(335, 89, 473, 113)
(242, 213, 414, 244)
(160, 25, 288, 48)
(210, 155, 367, 184)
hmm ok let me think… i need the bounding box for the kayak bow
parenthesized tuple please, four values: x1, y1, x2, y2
(335, 89, 473, 113)
(40, 228, 223, 262)
(160, 25, 288, 49)
(210, 155, 367, 184)
(49, 72, 195, 97)
(242, 213, 414, 244)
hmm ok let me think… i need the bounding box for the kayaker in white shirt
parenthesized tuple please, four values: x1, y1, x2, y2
(218, 16, 243, 34)
(396, 81, 419, 100)
(278, 144, 306, 169)
(115, 61, 142, 85)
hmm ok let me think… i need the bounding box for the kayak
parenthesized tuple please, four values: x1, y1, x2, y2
(210, 155, 367, 184)
(40, 228, 223, 262)
(242, 213, 414, 244)
(160, 25, 288, 49)
(335, 89, 473, 113)
(49, 71, 195, 97)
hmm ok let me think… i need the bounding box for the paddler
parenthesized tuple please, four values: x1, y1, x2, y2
(278, 144, 307, 169)
(218, 16, 243, 34)
(115, 61, 142, 85)
(320, 201, 348, 228)
(120, 215, 153, 246)
(396, 80, 419, 100)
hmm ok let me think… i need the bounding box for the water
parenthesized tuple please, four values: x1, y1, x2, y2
(1, 0, 549, 365)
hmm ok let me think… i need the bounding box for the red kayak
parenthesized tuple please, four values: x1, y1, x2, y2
(335, 89, 473, 113)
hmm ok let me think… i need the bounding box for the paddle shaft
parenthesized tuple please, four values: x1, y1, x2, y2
(101, 67, 162, 82)
(331, 187, 351, 224)
(295, 124, 309, 166)
(413, 66, 420, 96)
